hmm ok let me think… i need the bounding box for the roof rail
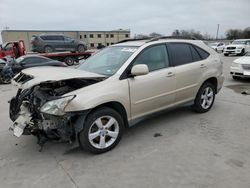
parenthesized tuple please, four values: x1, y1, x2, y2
(116, 37, 153, 44)
(146, 36, 198, 43)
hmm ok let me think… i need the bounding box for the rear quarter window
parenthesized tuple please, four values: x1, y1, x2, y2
(194, 46, 210, 59)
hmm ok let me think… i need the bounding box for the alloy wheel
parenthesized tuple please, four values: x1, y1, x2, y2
(88, 116, 119, 149)
(200, 87, 214, 109)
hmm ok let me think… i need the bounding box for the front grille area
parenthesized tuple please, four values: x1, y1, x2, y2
(242, 64, 250, 70)
(13, 72, 33, 84)
(227, 47, 236, 50)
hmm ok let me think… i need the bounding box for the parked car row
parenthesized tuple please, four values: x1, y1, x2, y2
(0, 55, 67, 84)
(208, 39, 250, 56)
(223, 39, 250, 56)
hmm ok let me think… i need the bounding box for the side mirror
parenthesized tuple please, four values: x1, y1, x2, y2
(131, 64, 149, 77)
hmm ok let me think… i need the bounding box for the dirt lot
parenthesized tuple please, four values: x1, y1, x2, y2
(0, 54, 250, 188)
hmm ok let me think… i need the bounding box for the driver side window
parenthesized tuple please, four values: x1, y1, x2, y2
(133, 44, 169, 72)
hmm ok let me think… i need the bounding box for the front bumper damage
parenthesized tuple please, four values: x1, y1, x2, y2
(9, 91, 90, 149)
(8, 74, 104, 149)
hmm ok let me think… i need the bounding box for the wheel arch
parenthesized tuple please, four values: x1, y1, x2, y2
(201, 77, 218, 94)
(87, 101, 129, 128)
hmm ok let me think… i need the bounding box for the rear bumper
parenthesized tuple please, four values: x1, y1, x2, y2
(217, 74, 224, 93)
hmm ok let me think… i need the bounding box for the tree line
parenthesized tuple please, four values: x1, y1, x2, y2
(135, 27, 250, 40)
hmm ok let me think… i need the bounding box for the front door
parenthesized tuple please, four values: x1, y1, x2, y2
(128, 44, 176, 119)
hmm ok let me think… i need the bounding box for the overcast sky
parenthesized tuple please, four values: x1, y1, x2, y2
(0, 0, 249, 42)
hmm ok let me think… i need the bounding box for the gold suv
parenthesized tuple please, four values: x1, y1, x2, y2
(10, 37, 224, 153)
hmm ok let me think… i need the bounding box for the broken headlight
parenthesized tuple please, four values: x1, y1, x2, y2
(40, 95, 75, 116)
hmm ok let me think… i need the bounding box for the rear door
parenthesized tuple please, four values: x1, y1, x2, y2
(167, 43, 208, 103)
(64, 36, 75, 51)
(128, 44, 176, 119)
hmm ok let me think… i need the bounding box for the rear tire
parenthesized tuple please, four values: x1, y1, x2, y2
(0, 75, 12, 84)
(193, 82, 216, 113)
(77, 45, 86, 52)
(232, 76, 240, 80)
(64, 57, 75, 66)
(78, 107, 124, 154)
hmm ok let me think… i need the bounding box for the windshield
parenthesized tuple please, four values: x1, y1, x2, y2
(15, 56, 24, 63)
(78, 46, 138, 76)
(232, 40, 246, 45)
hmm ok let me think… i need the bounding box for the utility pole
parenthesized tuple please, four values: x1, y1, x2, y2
(216, 24, 220, 40)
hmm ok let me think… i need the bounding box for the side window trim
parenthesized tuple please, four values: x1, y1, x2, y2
(167, 42, 193, 67)
(119, 43, 170, 80)
(131, 44, 169, 72)
(166, 42, 210, 67)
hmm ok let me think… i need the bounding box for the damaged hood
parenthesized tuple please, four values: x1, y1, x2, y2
(12, 66, 106, 89)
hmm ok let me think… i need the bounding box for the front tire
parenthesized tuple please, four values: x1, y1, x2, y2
(44, 46, 53, 53)
(224, 53, 229, 56)
(232, 76, 240, 80)
(78, 107, 124, 154)
(193, 82, 216, 113)
(0, 75, 12, 84)
(240, 49, 245, 56)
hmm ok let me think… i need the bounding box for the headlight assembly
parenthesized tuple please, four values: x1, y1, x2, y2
(40, 95, 75, 116)
(236, 46, 243, 49)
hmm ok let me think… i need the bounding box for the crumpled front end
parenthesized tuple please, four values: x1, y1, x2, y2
(9, 72, 105, 147)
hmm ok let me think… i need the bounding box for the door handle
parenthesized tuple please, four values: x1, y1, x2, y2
(200, 64, 206, 68)
(166, 72, 175, 77)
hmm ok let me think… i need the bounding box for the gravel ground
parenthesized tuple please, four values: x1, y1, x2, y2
(0, 54, 250, 188)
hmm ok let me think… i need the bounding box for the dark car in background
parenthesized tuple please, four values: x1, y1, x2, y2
(0, 55, 67, 84)
(31, 34, 87, 53)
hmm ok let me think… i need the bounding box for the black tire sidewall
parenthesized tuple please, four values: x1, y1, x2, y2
(194, 82, 216, 113)
(78, 107, 124, 154)
(64, 57, 74, 66)
(241, 49, 245, 56)
(77, 45, 85, 52)
(44, 46, 53, 53)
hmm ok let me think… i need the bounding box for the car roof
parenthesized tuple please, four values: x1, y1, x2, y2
(113, 37, 203, 47)
(38, 34, 65, 36)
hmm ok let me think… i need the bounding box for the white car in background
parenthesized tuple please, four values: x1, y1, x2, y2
(224, 39, 250, 56)
(230, 52, 250, 79)
(209, 42, 225, 52)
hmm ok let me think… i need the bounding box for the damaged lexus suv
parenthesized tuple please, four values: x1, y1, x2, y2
(9, 37, 224, 154)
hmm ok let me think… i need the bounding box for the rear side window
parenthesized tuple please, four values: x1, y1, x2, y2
(190, 45, 201, 62)
(168, 43, 192, 66)
(194, 46, 209, 59)
(40, 35, 64, 41)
